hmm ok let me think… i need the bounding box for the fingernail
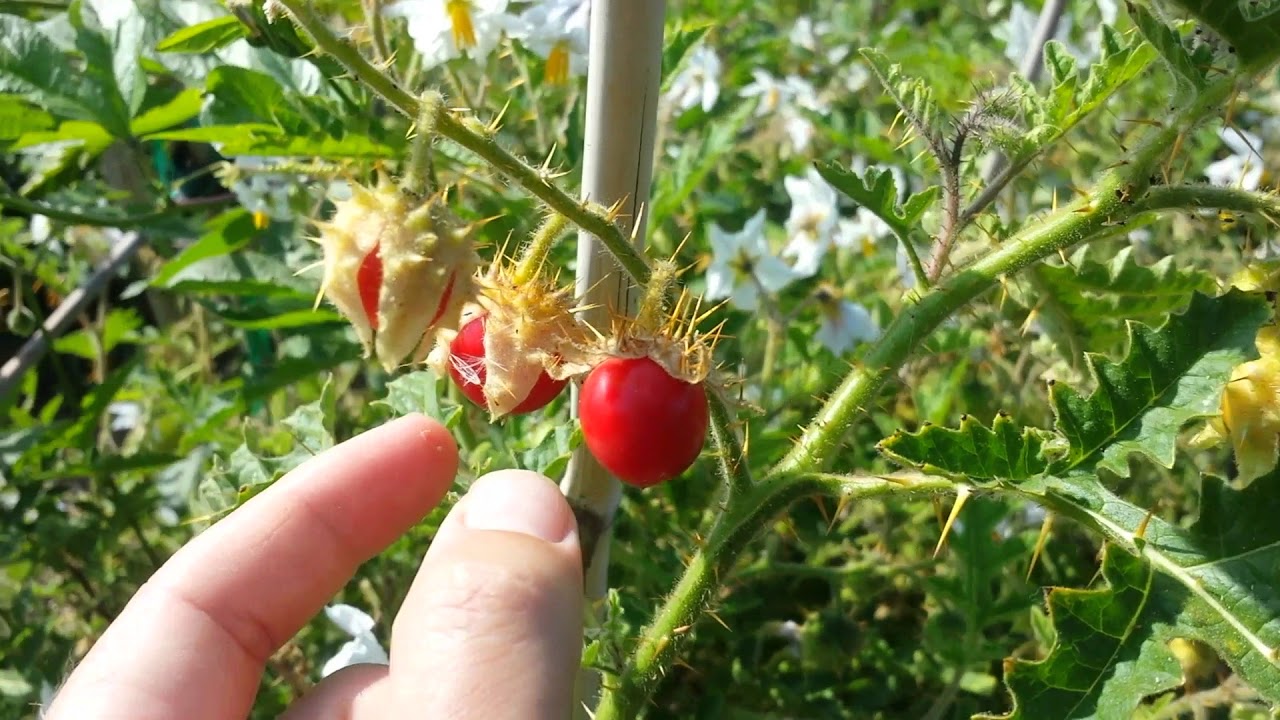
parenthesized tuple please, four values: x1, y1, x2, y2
(461, 470, 574, 543)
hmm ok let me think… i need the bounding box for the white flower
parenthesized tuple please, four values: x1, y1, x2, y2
(740, 72, 826, 153)
(814, 286, 880, 355)
(739, 69, 790, 117)
(107, 401, 142, 434)
(387, 0, 514, 68)
(789, 17, 830, 52)
(29, 215, 51, 243)
(782, 167, 840, 276)
(512, 0, 590, 83)
(1206, 126, 1265, 190)
(668, 45, 721, 113)
(705, 209, 797, 311)
(321, 604, 389, 678)
(835, 208, 893, 257)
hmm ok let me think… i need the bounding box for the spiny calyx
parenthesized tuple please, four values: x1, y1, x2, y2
(315, 175, 478, 371)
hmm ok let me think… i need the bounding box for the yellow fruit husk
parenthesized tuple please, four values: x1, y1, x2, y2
(1195, 324, 1280, 483)
(315, 175, 478, 372)
(429, 259, 590, 419)
(586, 287, 724, 391)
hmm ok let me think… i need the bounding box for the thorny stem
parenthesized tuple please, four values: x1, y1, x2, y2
(274, 0, 652, 286)
(598, 77, 1253, 717)
(593, 472, 959, 720)
(774, 77, 1234, 476)
(706, 392, 751, 497)
(513, 212, 571, 285)
(895, 231, 931, 291)
(401, 92, 442, 197)
(927, 134, 966, 281)
(362, 0, 391, 68)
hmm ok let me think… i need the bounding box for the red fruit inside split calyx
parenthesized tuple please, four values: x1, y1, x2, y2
(357, 244, 383, 331)
(579, 355, 708, 488)
(448, 314, 568, 414)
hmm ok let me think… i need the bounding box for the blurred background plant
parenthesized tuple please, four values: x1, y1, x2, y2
(2, 0, 1280, 718)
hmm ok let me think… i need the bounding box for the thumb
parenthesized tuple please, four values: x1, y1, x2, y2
(389, 469, 584, 719)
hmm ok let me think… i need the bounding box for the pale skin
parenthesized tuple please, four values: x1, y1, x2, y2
(44, 413, 584, 720)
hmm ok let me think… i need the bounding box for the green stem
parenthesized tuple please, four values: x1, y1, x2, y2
(513, 212, 570, 285)
(274, 0, 651, 285)
(896, 231, 931, 291)
(401, 92, 442, 197)
(772, 77, 1234, 476)
(0, 192, 176, 227)
(706, 392, 751, 496)
(363, 0, 391, 67)
(593, 472, 958, 720)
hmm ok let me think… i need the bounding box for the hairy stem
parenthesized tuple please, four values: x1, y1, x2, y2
(774, 77, 1233, 475)
(513, 212, 571, 284)
(593, 472, 958, 720)
(274, 0, 651, 285)
(706, 392, 751, 496)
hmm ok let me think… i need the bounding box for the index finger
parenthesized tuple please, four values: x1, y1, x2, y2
(45, 413, 459, 720)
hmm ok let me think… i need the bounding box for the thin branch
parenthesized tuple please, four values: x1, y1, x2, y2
(273, 0, 652, 286)
(0, 231, 148, 407)
(979, 0, 1069, 185)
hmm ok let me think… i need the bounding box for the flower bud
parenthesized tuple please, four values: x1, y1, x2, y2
(316, 176, 477, 370)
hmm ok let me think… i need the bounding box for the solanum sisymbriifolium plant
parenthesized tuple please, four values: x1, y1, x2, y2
(6, 0, 1280, 717)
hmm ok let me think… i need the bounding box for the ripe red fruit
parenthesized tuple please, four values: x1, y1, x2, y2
(579, 355, 709, 487)
(356, 244, 383, 330)
(448, 315, 569, 414)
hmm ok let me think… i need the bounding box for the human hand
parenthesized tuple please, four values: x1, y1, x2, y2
(44, 414, 584, 720)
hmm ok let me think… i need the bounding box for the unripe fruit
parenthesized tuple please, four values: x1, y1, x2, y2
(448, 314, 569, 414)
(315, 175, 476, 370)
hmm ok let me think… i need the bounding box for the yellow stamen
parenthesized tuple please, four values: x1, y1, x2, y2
(446, 0, 477, 49)
(252, 210, 270, 230)
(545, 40, 570, 85)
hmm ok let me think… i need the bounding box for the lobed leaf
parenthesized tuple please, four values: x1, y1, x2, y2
(1048, 289, 1268, 478)
(877, 413, 1059, 483)
(1161, 0, 1280, 72)
(817, 160, 939, 243)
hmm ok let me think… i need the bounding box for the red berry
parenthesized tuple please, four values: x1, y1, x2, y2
(356, 244, 382, 330)
(448, 315, 568, 414)
(579, 355, 708, 488)
(428, 270, 458, 328)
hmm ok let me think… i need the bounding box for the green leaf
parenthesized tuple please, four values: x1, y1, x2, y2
(150, 210, 257, 287)
(161, 250, 314, 299)
(130, 87, 203, 136)
(877, 413, 1060, 482)
(1026, 245, 1217, 354)
(976, 545, 1183, 719)
(1126, 1, 1206, 99)
(52, 308, 143, 360)
(67, 3, 134, 138)
(218, 308, 345, 330)
(880, 290, 1268, 481)
(0, 15, 130, 137)
(651, 102, 752, 223)
(0, 95, 53, 141)
(379, 370, 459, 426)
(204, 65, 289, 127)
(1161, 0, 1280, 72)
(661, 23, 711, 88)
(1050, 290, 1268, 477)
(817, 160, 939, 242)
(156, 15, 246, 54)
(993, 468, 1280, 714)
(860, 48, 942, 142)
